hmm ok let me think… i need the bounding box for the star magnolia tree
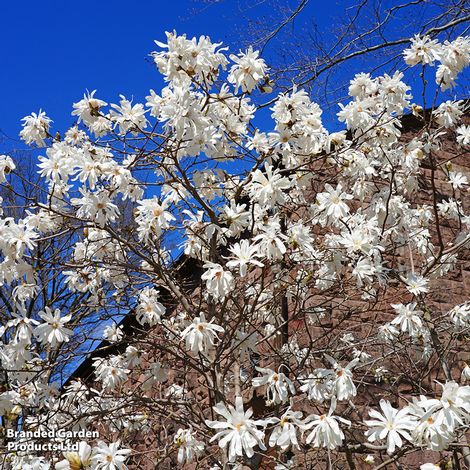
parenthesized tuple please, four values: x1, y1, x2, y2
(1, 31, 470, 470)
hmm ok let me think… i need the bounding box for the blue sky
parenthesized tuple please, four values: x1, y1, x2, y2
(1, 0, 468, 153)
(0, 0, 336, 150)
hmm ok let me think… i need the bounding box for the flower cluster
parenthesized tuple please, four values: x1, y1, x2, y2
(1, 28, 469, 469)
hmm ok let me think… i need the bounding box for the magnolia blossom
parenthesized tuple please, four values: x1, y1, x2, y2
(173, 427, 204, 465)
(328, 356, 359, 401)
(404, 274, 429, 295)
(20, 110, 52, 146)
(228, 46, 267, 93)
(365, 400, 416, 454)
(201, 262, 234, 300)
(136, 197, 175, 241)
(226, 240, 264, 277)
(103, 324, 123, 342)
(7, 308, 39, 344)
(304, 408, 350, 450)
(456, 125, 470, 145)
(34, 307, 73, 348)
(417, 381, 470, 430)
(252, 367, 295, 404)
(253, 227, 287, 261)
(300, 369, 334, 403)
(248, 163, 291, 208)
(408, 398, 453, 451)
(448, 171, 468, 190)
(222, 202, 250, 236)
(72, 90, 107, 125)
(390, 302, 424, 337)
(316, 183, 353, 221)
(433, 100, 463, 128)
(110, 95, 148, 134)
(233, 329, 258, 359)
(56, 441, 92, 470)
(404, 35, 441, 65)
(206, 397, 266, 462)
(71, 189, 119, 227)
(266, 408, 305, 450)
(142, 362, 168, 391)
(181, 313, 224, 354)
(136, 287, 166, 326)
(404, 34, 470, 90)
(93, 356, 130, 391)
(461, 363, 470, 382)
(448, 302, 470, 328)
(91, 441, 131, 470)
(0, 155, 16, 183)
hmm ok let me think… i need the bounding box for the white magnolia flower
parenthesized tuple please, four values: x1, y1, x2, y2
(448, 171, 468, 190)
(390, 302, 424, 337)
(20, 110, 52, 146)
(110, 95, 148, 134)
(103, 323, 123, 342)
(226, 240, 264, 277)
(449, 303, 470, 328)
(408, 397, 452, 451)
(326, 355, 359, 401)
(404, 274, 429, 295)
(300, 369, 334, 403)
(433, 100, 463, 128)
(181, 313, 224, 354)
(222, 202, 251, 236)
(7, 307, 39, 344)
(55, 441, 92, 470)
(71, 189, 119, 228)
(166, 383, 187, 398)
(173, 427, 204, 465)
(365, 399, 416, 454)
(304, 408, 350, 450)
(34, 307, 73, 348)
(274, 460, 295, 470)
(142, 361, 168, 391)
(228, 46, 268, 93)
(0, 390, 21, 414)
(136, 287, 166, 326)
(266, 408, 305, 450)
(252, 367, 295, 404)
(403, 35, 442, 66)
(417, 381, 470, 430)
(91, 440, 131, 470)
(461, 363, 470, 382)
(316, 183, 353, 220)
(456, 125, 470, 145)
(136, 197, 175, 241)
(248, 163, 291, 208)
(253, 227, 287, 261)
(93, 356, 130, 391)
(72, 90, 107, 125)
(201, 262, 234, 300)
(205, 397, 266, 462)
(0, 155, 16, 183)
(233, 329, 258, 359)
